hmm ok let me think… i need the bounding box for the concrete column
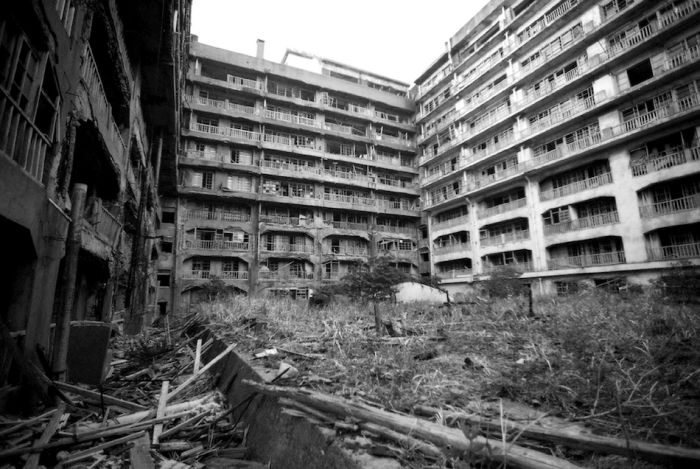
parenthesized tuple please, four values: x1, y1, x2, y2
(52, 183, 87, 380)
(608, 149, 646, 263)
(524, 177, 546, 271)
(468, 199, 480, 274)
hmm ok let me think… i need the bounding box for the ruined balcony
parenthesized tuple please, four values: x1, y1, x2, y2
(478, 198, 527, 219)
(324, 246, 369, 256)
(639, 194, 700, 218)
(260, 160, 322, 178)
(184, 209, 251, 223)
(474, 164, 522, 190)
(323, 193, 376, 208)
(544, 211, 620, 235)
(184, 239, 250, 252)
(262, 244, 314, 254)
(189, 122, 262, 142)
(226, 74, 263, 91)
(327, 221, 370, 231)
(185, 95, 257, 116)
(548, 250, 626, 270)
(265, 109, 321, 128)
(81, 45, 126, 162)
(480, 230, 530, 247)
(83, 205, 122, 249)
(525, 95, 598, 136)
(647, 242, 700, 261)
(0, 88, 50, 184)
(482, 261, 534, 274)
(375, 224, 416, 234)
(434, 241, 470, 254)
(630, 146, 700, 177)
(260, 215, 312, 226)
(540, 172, 612, 201)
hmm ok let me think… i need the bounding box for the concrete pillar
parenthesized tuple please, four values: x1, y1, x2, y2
(52, 183, 87, 380)
(608, 149, 646, 263)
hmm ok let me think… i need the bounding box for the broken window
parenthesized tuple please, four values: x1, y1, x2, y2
(627, 59, 653, 87)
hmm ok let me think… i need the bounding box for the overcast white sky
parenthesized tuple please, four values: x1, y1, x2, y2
(190, 0, 492, 85)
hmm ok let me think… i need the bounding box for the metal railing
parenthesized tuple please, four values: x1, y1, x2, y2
(190, 122, 261, 142)
(0, 88, 50, 184)
(82, 45, 126, 159)
(647, 242, 700, 261)
(185, 209, 250, 222)
(540, 172, 612, 201)
(262, 243, 314, 254)
(548, 251, 626, 269)
(478, 198, 527, 219)
(544, 211, 619, 235)
(480, 229, 530, 247)
(630, 146, 700, 176)
(639, 194, 700, 218)
(184, 239, 250, 251)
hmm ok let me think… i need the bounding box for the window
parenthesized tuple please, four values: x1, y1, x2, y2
(162, 210, 175, 224)
(202, 172, 213, 189)
(55, 0, 76, 36)
(627, 59, 653, 87)
(192, 259, 211, 277)
(161, 240, 173, 253)
(35, 65, 59, 137)
(157, 272, 171, 287)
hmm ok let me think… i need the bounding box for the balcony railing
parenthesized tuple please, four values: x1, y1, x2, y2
(263, 132, 316, 150)
(226, 75, 263, 90)
(186, 95, 257, 115)
(185, 270, 211, 280)
(0, 88, 50, 184)
(432, 215, 469, 230)
(474, 164, 522, 189)
(544, 211, 620, 235)
(437, 268, 472, 278)
(185, 209, 250, 222)
(260, 159, 321, 176)
(375, 224, 416, 234)
(260, 215, 311, 226)
(81, 45, 126, 160)
(540, 172, 612, 201)
(630, 146, 700, 176)
(373, 133, 414, 147)
(184, 239, 250, 251)
(647, 242, 700, 261)
(482, 262, 533, 273)
(434, 242, 470, 254)
(480, 230, 530, 247)
(639, 194, 700, 218)
(324, 246, 369, 256)
(327, 221, 370, 230)
(323, 193, 376, 207)
(548, 251, 626, 269)
(91, 206, 122, 246)
(265, 109, 320, 128)
(478, 198, 527, 219)
(262, 243, 314, 254)
(259, 270, 314, 280)
(189, 122, 261, 142)
(220, 271, 249, 280)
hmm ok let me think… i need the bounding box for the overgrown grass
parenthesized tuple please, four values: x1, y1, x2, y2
(195, 289, 700, 449)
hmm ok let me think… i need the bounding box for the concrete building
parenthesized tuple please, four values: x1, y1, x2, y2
(164, 38, 419, 310)
(0, 0, 190, 376)
(414, 0, 700, 296)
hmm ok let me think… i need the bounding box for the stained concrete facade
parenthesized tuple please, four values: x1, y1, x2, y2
(414, 0, 700, 296)
(163, 38, 420, 312)
(0, 0, 190, 381)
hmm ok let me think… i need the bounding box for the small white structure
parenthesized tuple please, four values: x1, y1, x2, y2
(394, 282, 448, 304)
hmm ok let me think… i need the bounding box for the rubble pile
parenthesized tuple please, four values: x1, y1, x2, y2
(0, 317, 263, 469)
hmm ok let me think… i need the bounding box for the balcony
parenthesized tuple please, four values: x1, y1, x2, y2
(482, 262, 533, 274)
(647, 242, 700, 261)
(184, 239, 250, 251)
(376, 224, 416, 234)
(324, 246, 369, 256)
(263, 132, 316, 151)
(324, 193, 376, 208)
(265, 109, 321, 128)
(326, 221, 370, 231)
(478, 198, 527, 219)
(548, 251, 626, 269)
(432, 215, 469, 230)
(639, 194, 700, 218)
(480, 230, 530, 247)
(437, 268, 472, 279)
(189, 122, 261, 142)
(220, 271, 249, 280)
(262, 243, 314, 254)
(434, 241, 470, 254)
(88, 206, 122, 247)
(260, 160, 322, 178)
(260, 215, 312, 226)
(259, 270, 314, 280)
(526, 95, 598, 136)
(184, 270, 211, 280)
(186, 95, 257, 116)
(373, 132, 414, 147)
(184, 209, 250, 223)
(0, 88, 50, 184)
(631, 146, 700, 177)
(544, 211, 620, 235)
(81, 45, 126, 161)
(540, 172, 613, 201)
(474, 164, 522, 189)
(227, 74, 263, 91)
(425, 187, 463, 209)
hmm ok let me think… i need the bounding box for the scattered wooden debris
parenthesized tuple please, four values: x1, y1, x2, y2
(0, 316, 250, 469)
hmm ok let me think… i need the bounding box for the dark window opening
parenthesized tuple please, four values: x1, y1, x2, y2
(627, 59, 653, 87)
(162, 211, 175, 224)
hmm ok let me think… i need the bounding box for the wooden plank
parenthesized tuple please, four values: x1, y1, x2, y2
(193, 339, 202, 374)
(129, 432, 155, 469)
(167, 343, 236, 401)
(23, 403, 65, 469)
(57, 430, 145, 466)
(159, 410, 210, 439)
(243, 380, 583, 469)
(0, 409, 56, 437)
(414, 404, 700, 466)
(53, 381, 148, 412)
(152, 380, 169, 445)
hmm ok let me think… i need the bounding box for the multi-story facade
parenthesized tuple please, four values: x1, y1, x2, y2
(0, 0, 189, 369)
(164, 38, 419, 309)
(414, 0, 700, 295)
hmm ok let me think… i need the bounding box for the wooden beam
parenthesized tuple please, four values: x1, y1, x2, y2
(23, 403, 65, 469)
(53, 381, 148, 412)
(129, 433, 155, 469)
(167, 343, 236, 401)
(152, 381, 169, 445)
